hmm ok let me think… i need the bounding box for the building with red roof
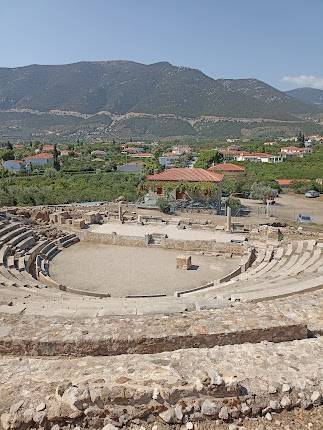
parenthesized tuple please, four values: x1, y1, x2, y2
(276, 179, 294, 189)
(276, 178, 311, 189)
(132, 152, 153, 158)
(146, 168, 223, 209)
(24, 153, 54, 168)
(280, 146, 312, 157)
(42, 145, 54, 152)
(208, 163, 245, 176)
(146, 168, 223, 183)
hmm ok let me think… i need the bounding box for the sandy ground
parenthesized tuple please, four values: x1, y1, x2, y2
(90, 222, 246, 241)
(50, 242, 239, 296)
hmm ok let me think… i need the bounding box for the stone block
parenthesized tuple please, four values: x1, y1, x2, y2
(176, 255, 192, 270)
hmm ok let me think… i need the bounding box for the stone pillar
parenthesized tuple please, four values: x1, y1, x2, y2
(226, 206, 232, 232)
(118, 202, 123, 223)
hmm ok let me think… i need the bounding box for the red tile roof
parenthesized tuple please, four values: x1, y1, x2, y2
(42, 145, 54, 152)
(25, 153, 54, 160)
(276, 179, 293, 186)
(239, 152, 273, 158)
(5, 159, 24, 164)
(280, 146, 311, 153)
(208, 163, 245, 172)
(276, 178, 310, 186)
(132, 153, 153, 158)
(59, 150, 70, 156)
(147, 168, 223, 183)
(220, 149, 241, 156)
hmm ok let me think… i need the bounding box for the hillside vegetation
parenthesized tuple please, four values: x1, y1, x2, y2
(0, 61, 320, 119)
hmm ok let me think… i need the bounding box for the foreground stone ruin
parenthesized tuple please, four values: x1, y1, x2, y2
(0, 208, 322, 429)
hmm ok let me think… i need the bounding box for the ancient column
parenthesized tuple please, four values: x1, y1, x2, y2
(118, 202, 123, 223)
(226, 206, 232, 232)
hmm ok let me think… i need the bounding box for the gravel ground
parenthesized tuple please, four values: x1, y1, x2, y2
(50, 242, 239, 296)
(193, 406, 323, 429)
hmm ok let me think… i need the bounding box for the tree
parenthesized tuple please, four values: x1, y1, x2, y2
(156, 197, 171, 213)
(53, 144, 61, 171)
(194, 150, 223, 169)
(225, 196, 241, 212)
(250, 182, 278, 203)
(143, 159, 161, 175)
(297, 131, 305, 147)
(44, 167, 58, 178)
(6, 141, 13, 150)
(1, 150, 15, 161)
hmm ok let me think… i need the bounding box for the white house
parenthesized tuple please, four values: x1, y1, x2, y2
(280, 146, 312, 158)
(234, 152, 284, 163)
(159, 152, 180, 168)
(24, 153, 54, 168)
(171, 145, 192, 155)
(2, 160, 30, 173)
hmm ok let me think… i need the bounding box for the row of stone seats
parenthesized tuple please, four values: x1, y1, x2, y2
(198, 240, 323, 302)
(0, 220, 54, 290)
(29, 234, 79, 287)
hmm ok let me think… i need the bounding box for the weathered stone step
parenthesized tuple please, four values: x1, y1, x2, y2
(0, 338, 322, 429)
(0, 301, 307, 357)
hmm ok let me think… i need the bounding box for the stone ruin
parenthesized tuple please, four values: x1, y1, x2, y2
(0, 208, 322, 429)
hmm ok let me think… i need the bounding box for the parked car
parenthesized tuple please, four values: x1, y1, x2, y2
(297, 214, 313, 223)
(232, 192, 250, 199)
(305, 190, 319, 198)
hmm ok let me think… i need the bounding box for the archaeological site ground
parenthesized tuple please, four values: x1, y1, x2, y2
(0, 203, 322, 430)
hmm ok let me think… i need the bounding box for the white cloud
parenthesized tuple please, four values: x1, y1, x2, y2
(282, 75, 323, 90)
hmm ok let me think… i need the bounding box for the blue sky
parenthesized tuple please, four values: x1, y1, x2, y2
(1, 0, 322, 90)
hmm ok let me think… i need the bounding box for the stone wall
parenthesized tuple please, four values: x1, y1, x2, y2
(79, 231, 245, 255)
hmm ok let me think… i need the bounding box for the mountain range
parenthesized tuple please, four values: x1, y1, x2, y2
(0, 61, 322, 140)
(286, 87, 323, 108)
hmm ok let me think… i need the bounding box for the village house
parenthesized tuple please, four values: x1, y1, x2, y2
(145, 168, 223, 210)
(59, 149, 70, 156)
(2, 160, 30, 173)
(132, 152, 153, 159)
(121, 146, 145, 154)
(221, 148, 284, 163)
(42, 145, 54, 152)
(234, 152, 284, 163)
(24, 153, 54, 168)
(171, 145, 192, 155)
(280, 146, 312, 158)
(276, 179, 294, 189)
(159, 152, 180, 168)
(276, 178, 311, 190)
(91, 150, 106, 158)
(208, 163, 245, 176)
